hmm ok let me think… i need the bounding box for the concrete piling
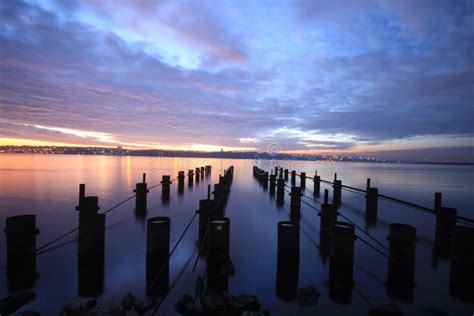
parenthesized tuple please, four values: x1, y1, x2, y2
(291, 170, 296, 187)
(387, 224, 417, 301)
(449, 225, 474, 301)
(300, 172, 306, 189)
(276, 221, 300, 300)
(365, 178, 378, 223)
(5, 215, 39, 291)
(290, 186, 302, 220)
(161, 175, 172, 200)
(146, 216, 170, 297)
(188, 169, 194, 187)
(207, 217, 231, 293)
(276, 178, 285, 206)
(133, 174, 149, 213)
(329, 221, 356, 304)
(313, 171, 320, 196)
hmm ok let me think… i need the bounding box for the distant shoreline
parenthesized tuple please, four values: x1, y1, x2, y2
(1, 151, 473, 166)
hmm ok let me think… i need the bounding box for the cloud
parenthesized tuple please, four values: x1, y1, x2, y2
(81, 0, 248, 66)
(0, 0, 473, 156)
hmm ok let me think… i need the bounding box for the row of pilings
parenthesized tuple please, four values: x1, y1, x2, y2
(253, 166, 474, 306)
(3, 164, 216, 297)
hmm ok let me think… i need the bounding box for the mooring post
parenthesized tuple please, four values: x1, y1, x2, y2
(177, 171, 185, 193)
(300, 172, 306, 189)
(365, 178, 378, 223)
(197, 199, 215, 248)
(319, 190, 338, 257)
(263, 172, 269, 189)
(284, 169, 289, 181)
(78, 249, 104, 297)
(208, 184, 211, 200)
(205, 165, 212, 176)
(276, 221, 300, 300)
(290, 186, 302, 219)
(269, 173, 276, 195)
(329, 221, 356, 304)
(5, 215, 39, 291)
(133, 173, 149, 213)
(333, 174, 342, 206)
(276, 178, 285, 206)
(274, 166, 278, 176)
(449, 225, 474, 301)
(434, 192, 442, 211)
(313, 170, 320, 196)
(207, 217, 231, 293)
(386, 224, 417, 301)
(78, 183, 85, 207)
(435, 206, 457, 257)
(200, 166, 205, 179)
(146, 217, 170, 297)
(161, 175, 172, 200)
(78, 197, 104, 255)
(291, 170, 296, 187)
(188, 169, 194, 187)
(195, 167, 200, 183)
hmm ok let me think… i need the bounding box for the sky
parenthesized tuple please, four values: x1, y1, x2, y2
(0, 0, 473, 158)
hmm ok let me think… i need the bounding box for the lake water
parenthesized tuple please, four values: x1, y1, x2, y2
(0, 154, 473, 315)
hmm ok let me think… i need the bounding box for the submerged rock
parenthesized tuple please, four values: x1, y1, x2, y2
(228, 294, 261, 313)
(88, 300, 125, 315)
(121, 293, 136, 310)
(134, 299, 157, 315)
(0, 292, 36, 315)
(201, 293, 226, 314)
(297, 286, 320, 307)
(175, 294, 194, 314)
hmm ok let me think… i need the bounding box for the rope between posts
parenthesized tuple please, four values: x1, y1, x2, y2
(289, 171, 474, 225)
(35, 177, 178, 255)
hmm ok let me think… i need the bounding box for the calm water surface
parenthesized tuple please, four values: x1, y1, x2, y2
(0, 154, 473, 315)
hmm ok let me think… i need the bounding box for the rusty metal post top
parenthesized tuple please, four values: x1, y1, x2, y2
(324, 189, 329, 204)
(142, 173, 146, 183)
(367, 178, 371, 189)
(334, 173, 337, 181)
